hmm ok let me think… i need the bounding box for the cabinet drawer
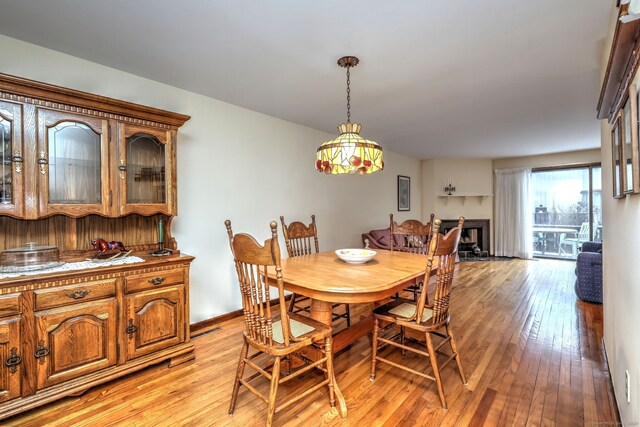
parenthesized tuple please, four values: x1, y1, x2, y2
(0, 294, 20, 318)
(125, 268, 184, 294)
(34, 279, 116, 311)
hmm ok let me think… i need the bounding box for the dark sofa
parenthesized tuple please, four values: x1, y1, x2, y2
(362, 228, 392, 250)
(575, 241, 602, 304)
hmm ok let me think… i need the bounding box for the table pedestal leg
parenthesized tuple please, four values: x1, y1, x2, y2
(310, 298, 333, 325)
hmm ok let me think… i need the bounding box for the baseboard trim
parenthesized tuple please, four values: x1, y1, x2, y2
(190, 295, 291, 336)
(601, 337, 623, 423)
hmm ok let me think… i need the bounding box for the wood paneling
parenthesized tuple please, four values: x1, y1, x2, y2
(0, 214, 173, 253)
(3, 259, 620, 426)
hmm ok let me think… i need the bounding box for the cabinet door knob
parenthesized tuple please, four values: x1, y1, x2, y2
(119, 159, 127, 179)
(37, 151, 48, 175)
(4, 347, 22, 373)
(148, 277, 166, 285)
(125, 319, 137, 338)
(34, 341, 49, 363)
(12, 151, 23, 174)
(67, 289, 90, 299)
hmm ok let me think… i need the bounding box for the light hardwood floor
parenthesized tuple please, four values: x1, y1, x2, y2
(6, 259, 619, 426)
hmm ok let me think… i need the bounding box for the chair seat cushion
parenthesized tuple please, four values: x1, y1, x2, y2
(388, 302, 433, 322)
(271, 318, 316, 344)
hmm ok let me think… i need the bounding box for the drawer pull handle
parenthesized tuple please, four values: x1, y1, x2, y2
(34, 341, 49, 363)
(125, 319, 137, 338)
(67, 289, 91, 299)
(148, 277, 166, 285)
(5, 347, 22, 373)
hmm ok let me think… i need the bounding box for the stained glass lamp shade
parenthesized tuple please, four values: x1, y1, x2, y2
(316, 122, 383, 175)
(315, 56, 383, 175)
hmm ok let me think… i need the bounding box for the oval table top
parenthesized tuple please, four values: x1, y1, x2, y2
(270, 250, 433, 304)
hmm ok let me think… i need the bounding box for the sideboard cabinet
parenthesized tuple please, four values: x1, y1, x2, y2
(0, 256, 194, 420)
(0, 74, 194, 419)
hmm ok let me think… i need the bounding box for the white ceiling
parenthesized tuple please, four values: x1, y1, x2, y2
(0, 0, 612, 159)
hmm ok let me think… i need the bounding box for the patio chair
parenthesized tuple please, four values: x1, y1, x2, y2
(559, 222, 590, 257)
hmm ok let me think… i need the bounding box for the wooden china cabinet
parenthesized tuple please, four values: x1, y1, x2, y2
(0, 73, 194, 420)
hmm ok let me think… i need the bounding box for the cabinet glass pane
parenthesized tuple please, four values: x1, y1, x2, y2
(48, 121, 101, 204)
(0, 116, 12, 205)
(126, 134, 165, 204)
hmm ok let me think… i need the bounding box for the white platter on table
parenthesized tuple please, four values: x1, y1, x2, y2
(335, 249, 377, 264)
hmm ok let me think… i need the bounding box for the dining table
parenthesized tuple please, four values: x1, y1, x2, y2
(269, 249, 436, 417)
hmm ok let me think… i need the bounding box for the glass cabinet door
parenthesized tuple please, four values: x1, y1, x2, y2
(0, 100, 24, 217)
(119, 124, 174, 215)
(37, 109, 110, 216)
(126, 134, 165, 204)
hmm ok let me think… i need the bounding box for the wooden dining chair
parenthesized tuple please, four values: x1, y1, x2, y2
(390, 213, 436, 300)
(225, 220, 337, 427)
(390, 213, 435, 254)
(371, 216, 466, 409)
(280, 215, 350, 326)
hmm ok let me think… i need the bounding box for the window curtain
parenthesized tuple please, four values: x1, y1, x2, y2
(495, 168, 533, 259)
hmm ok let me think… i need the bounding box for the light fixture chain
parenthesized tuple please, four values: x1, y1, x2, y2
(346, 67, 351, 123)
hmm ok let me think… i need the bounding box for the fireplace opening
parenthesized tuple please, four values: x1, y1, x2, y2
(439, 219, 490, 256)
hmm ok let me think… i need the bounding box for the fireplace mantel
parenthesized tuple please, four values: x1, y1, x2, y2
(438, 194, 492, 206)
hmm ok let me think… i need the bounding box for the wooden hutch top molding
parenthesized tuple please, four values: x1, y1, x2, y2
(597, 4, 640, 122)
(0, 73, 190, 129)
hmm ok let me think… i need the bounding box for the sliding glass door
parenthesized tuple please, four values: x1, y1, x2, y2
(531, 164, 601, 260)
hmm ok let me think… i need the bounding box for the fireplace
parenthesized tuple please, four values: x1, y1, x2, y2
(439, 219, 490, 255)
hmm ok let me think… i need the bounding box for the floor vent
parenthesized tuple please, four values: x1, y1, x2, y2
(191, 326, 221, 339)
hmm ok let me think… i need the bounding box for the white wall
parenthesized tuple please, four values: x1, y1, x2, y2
(600, 5, 640, 423)
(0, 35, 423, 322)
(422, 158, 494, 251)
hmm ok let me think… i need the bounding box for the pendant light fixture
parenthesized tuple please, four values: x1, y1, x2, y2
(316, 56, 384, 175)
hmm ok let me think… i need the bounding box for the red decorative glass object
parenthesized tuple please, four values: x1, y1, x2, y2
(350, 156, 362, 167)
(363, 159, 372, 167)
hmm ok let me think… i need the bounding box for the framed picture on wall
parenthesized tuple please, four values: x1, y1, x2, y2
(623, 96, 635, 194)
(611, 112, 624, 199)
(631, 83, 640, 193)
(397, 175, 410, 211)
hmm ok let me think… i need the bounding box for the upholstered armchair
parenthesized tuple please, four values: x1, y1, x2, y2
(575, 241, 602, 304)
